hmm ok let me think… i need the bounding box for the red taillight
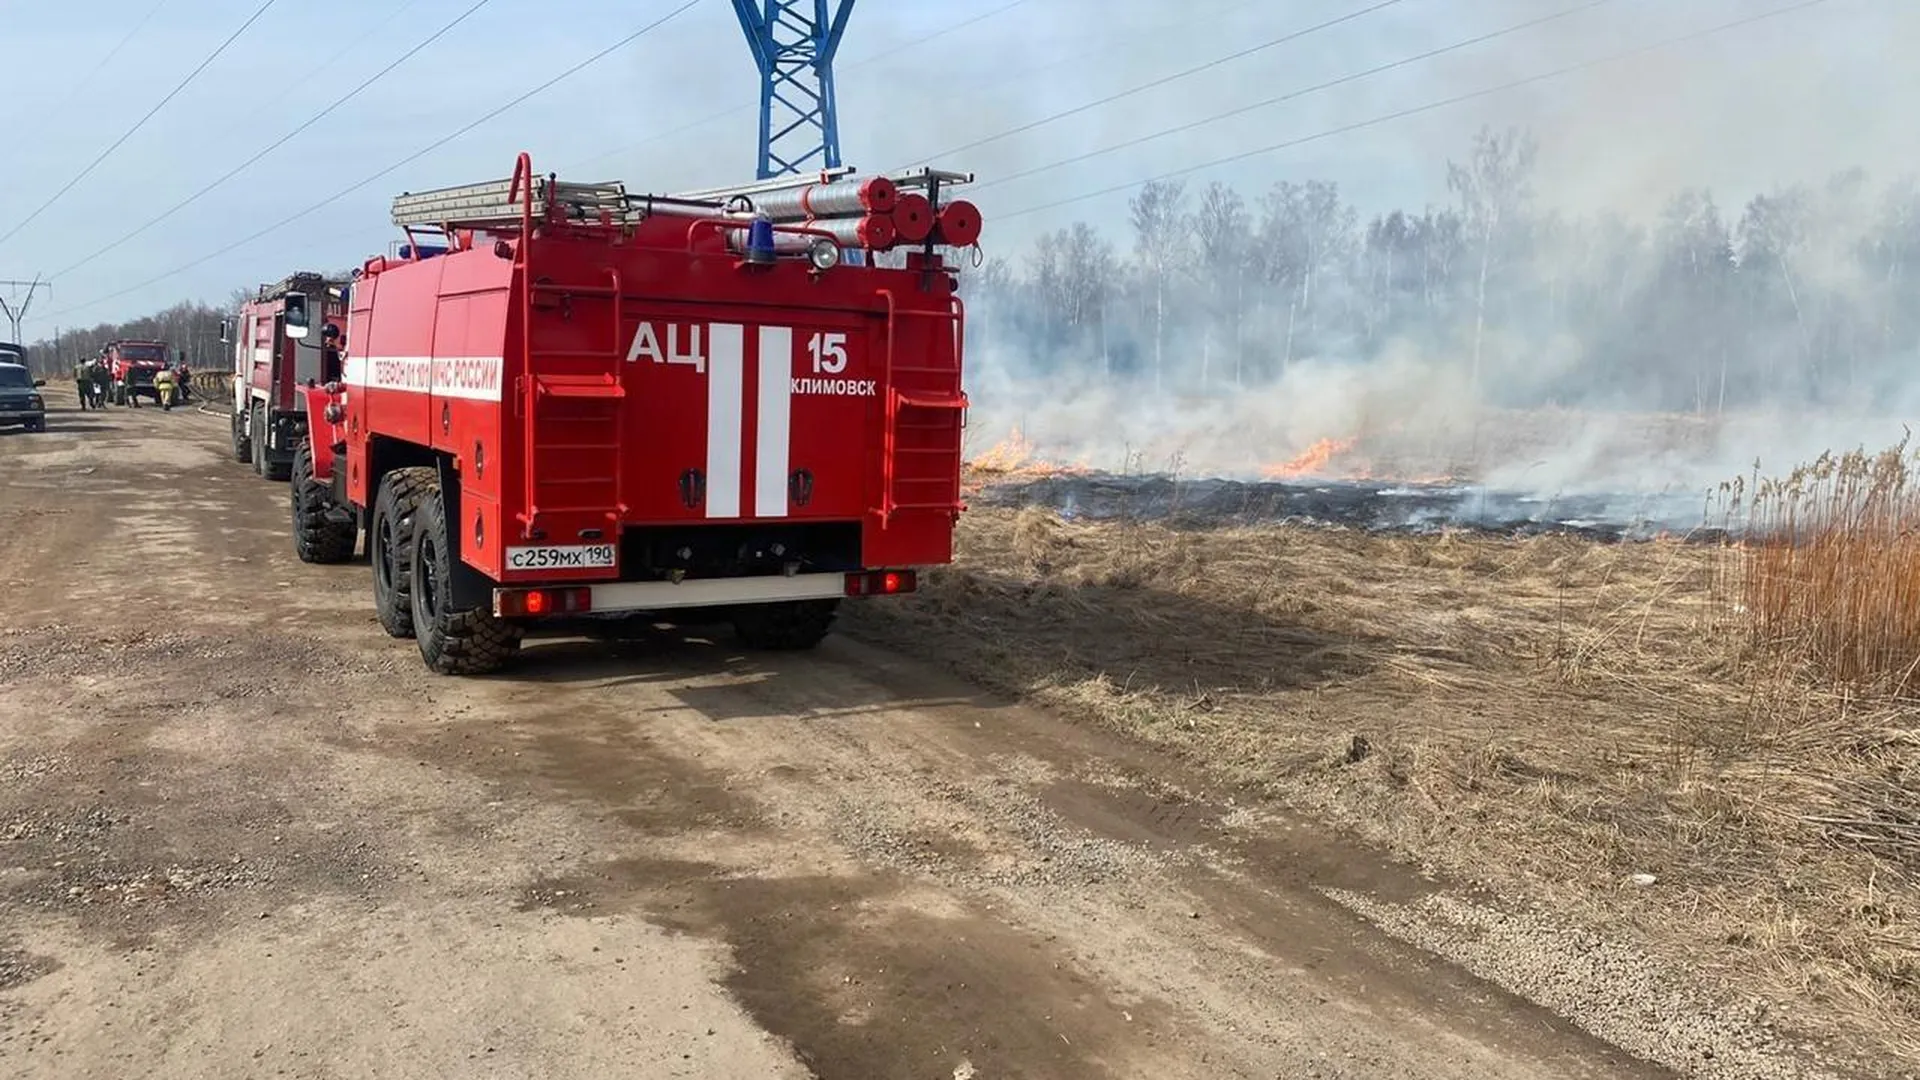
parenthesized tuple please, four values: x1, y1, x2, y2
(494, 586, 592, 617)
(845, 569, 916, 597)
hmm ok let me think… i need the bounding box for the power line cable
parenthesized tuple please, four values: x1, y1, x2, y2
(973, 0, 1616, 194)
(24, 0, 171, 137)
(996, 0, 1834, 223)
(252, 0, 427, 116)
(45, 0, 703, 320)
(0, 0, 280, 251)
(569, 0, 1311, 179)
(51, 0, 498, 280)
(563, 0, 1046, 175)
(918, 0, 1412, 163)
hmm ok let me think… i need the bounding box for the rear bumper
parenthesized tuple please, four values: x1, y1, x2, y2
(495, 572, 846, 617)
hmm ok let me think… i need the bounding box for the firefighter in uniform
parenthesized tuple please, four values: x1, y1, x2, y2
(85, 359, 110, 409)
(152, 365, 178, 411)
(73, 362, 92, 409)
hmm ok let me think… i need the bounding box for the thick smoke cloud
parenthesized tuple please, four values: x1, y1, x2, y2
(952, 128, 1920, 528)
(930, 1, 1920, 530)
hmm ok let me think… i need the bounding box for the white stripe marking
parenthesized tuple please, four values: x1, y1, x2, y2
(755, 325, 792, 518)
(705, 324, 743, 518)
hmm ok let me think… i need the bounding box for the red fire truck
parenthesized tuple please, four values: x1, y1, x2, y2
(221, 272, 348, 480)
(103, 339, 174, 406)
(285, 152, 980, 674)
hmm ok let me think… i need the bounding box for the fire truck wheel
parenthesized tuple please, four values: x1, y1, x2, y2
(732, 599, 839, 651)
(371, 467, 436, 639)
(290, 442, 357, 565)
(408, 477, 521, 675)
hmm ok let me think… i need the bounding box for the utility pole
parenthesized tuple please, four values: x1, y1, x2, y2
(731, 1, 855, 179)
(0, 275, 50, 346)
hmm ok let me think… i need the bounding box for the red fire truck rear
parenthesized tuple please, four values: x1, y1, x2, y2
(103, 339, 174, 405)
(286, 152, 981, 674)
(221, 273, 348, 480)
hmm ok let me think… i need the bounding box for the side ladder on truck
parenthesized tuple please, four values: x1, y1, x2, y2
(391, 162, 637, 540)
(876, 290, 968, 524)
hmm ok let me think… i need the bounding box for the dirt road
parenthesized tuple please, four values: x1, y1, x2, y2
(0, 396, 1808, 1078)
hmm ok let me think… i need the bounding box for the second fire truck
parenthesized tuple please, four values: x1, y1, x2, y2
(102, 339, 174, 406)
(221, 273, 348, 481)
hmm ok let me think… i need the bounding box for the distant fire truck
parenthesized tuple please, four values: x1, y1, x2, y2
(221, 272, 348, 480)
(103, 339, 174, 405)
(281, 151, 980, 674)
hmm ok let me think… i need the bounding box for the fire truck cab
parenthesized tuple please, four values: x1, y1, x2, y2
(284, 151, 978, 675)
(102, 339, 174, 406)
(221, 273, 348, 481)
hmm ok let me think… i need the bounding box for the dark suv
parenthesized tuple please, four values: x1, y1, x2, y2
(0, 361, 47, 432)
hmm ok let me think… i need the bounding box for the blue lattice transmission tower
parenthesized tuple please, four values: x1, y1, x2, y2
(731, 1, 856, 179)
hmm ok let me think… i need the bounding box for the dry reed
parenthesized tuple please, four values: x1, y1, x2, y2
(1731, 434, 1920, 696)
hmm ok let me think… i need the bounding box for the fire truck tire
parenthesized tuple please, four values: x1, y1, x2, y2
(408, 477, 521, 675)
(290, 442, 356, 565)
(231, 409, 251, 463)
(371, 467, 436, 639)
(732, 599, 838, 651)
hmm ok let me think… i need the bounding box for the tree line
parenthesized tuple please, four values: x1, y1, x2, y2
(963, 125, 1920, 416)
(23, 124, 1920, 418)
(17, 293, 251, 377)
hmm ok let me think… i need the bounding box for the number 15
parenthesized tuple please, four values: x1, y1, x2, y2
(808, 331, 847, 374)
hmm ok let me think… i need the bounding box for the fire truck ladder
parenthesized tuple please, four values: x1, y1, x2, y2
(392, 175, 638, 234)
(876, 289, 968, 524)
(391, 163, 660, 540)
(391, 170, 740, 240)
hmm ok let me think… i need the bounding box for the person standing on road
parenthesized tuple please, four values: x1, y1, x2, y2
(152, 365, 177, 411)
(87, 359, 110, 409)
(73, 362, 92, 409)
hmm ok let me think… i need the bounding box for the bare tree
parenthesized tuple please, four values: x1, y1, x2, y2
(1447, 125, 1537, 391)
(1190, 181, 1249, 387)
(1128, 179, 1190, 391)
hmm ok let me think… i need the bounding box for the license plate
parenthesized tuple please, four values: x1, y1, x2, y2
(505, 544, 617, 571)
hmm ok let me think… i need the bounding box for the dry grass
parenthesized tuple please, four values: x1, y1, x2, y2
(846, 488, 1920, 1074)
(1730, 436, 1920, 697)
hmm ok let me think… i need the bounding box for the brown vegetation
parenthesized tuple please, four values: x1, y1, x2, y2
(846, 473, 1920, 1073)
(1731, 436, 1920, 697)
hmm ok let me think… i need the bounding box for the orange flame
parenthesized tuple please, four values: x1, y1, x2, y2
(965, 425, 1090, 485)
(1261, 436, 1359, 480)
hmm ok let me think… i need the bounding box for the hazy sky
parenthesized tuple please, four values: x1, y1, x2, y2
(0, 0, 1910, 336)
